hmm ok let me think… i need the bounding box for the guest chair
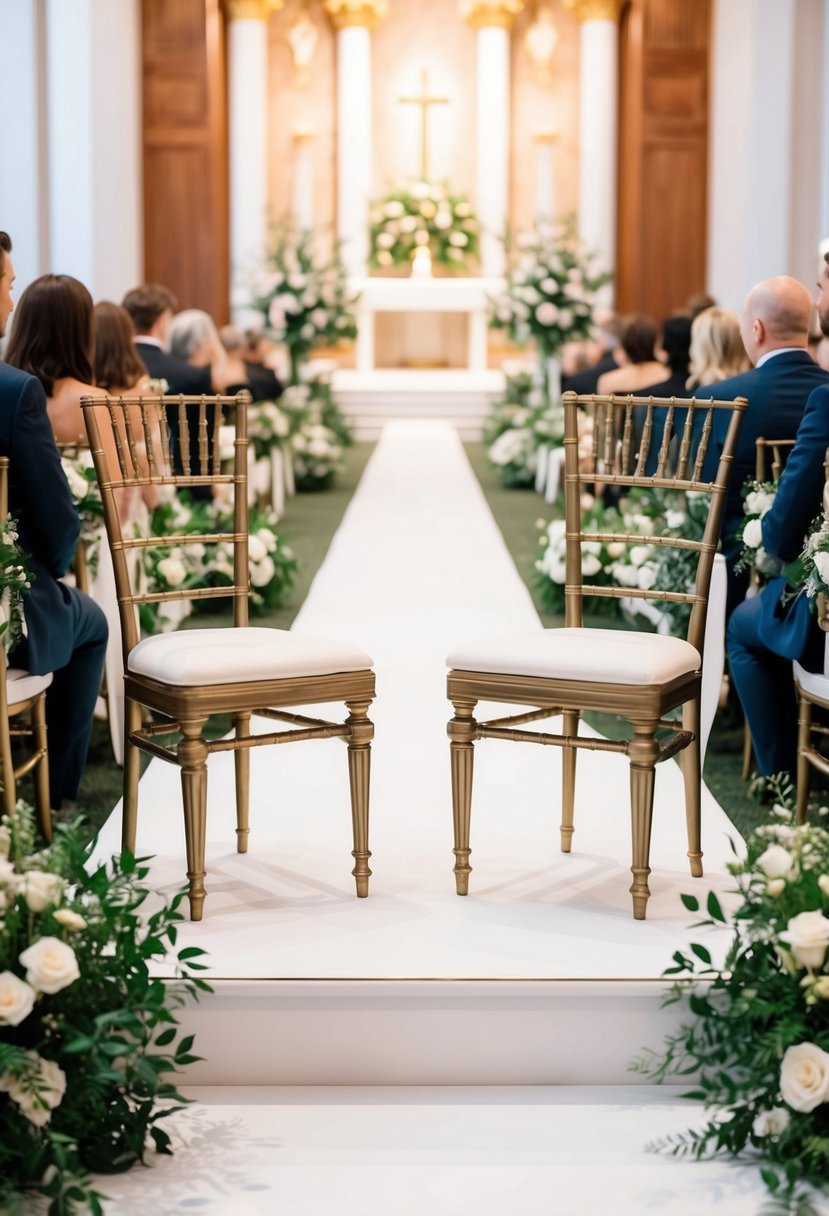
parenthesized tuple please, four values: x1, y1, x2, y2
(740, 436, 797, 779)
(81, 392, 375, 921)
(0, 458, 53, 839)
(446, 391, 747, 919)
(793, 447, 829, 824)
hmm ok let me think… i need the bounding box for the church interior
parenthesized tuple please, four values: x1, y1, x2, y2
(2, 0, 829, 1213)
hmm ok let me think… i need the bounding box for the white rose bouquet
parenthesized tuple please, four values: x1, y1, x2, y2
(632, 781, 829, 1211)
(0, 513, 32, 655)
(734, 477, 785, 582)
(0, 801, 209, 1214)
(59, 450, 105, 580)
(251, 223, 359, 384)
(369, 180, 479, 271)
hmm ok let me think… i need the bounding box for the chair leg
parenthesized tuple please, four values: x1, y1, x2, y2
(741, 721, 753, 781)
(680, 698, 703, 878)
(628, 722, 660, 920)
(345, 698, 374, 898)
(796, 693, 812, 827)
(1, 703, 17, 820)
(560, 709, 580, 853)
(32, 694, 52, 843)
(234, 711, 251, 854)
(122, 697, 142, 854)
(178, 717, 209, 921)
(449, 697, 477, 895)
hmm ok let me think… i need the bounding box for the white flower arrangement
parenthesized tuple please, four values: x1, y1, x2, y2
(0, 515, 32, 656)
(735, 477, 785, 581)
(489, 221, 610, 360)
(485, 369, 564, 488)
(369, 180, 479, 271)
(633, 782, 829, 1211)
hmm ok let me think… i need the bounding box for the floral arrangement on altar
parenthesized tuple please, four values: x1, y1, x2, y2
(535, 486, 709, 634)
(251, 224, 359, 383)
(484, 368, 563, 488)
(140, 495, 297, 634)
(488, 221, 610, 363)
(632, 783, 829, 1213)
(0, 514, 32, 656)
(0, 802, 208, 1215)
(368, 180, 479, 271)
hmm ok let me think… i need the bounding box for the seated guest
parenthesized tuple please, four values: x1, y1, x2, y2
(562, 312, 623, 395)
(727, 251, 829, 779)
(219, 324, 283, 401)
(692, 276, 829, 617)
(687, 291, 718, 319)
(170, 309, 255, 397)
(686, 306, 750, 389)
(597, 315, 670, 397)
(631, 313, 692, 472)
(0, 235, 107, 813)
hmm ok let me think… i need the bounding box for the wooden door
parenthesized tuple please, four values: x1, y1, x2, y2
(616, 0, 711, 322)
(141, 0, 229, 322)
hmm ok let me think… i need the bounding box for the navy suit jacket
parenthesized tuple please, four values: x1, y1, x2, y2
(0, 363, 81, 674)
(694, 352, 829, 566)
(757, 384, 829, 668)
(135, 341, 214, 489)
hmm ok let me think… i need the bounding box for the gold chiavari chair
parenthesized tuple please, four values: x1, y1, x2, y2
(80, 391, 375, 921)
(446, 391, 747, 920)
(740, 435, 797, 779)
(794, 447, 829, 824)
(0, 457, 52, 838)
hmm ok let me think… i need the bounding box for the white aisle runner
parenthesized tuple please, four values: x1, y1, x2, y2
(95, 420, 738, 978)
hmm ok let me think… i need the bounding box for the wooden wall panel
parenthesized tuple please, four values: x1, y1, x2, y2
(140, 0, 229, 323)
(616, 0, 711, 323)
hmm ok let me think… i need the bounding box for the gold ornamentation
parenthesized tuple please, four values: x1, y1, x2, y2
(224, 0, 284, 20)
(562, 0, 621, 22)
(398, 70, 449, 182)
(459, 0, 525, 29)
(323, 0, 388, 29)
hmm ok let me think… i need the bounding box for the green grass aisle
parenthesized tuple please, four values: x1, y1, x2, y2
(463, 440, 771, 840)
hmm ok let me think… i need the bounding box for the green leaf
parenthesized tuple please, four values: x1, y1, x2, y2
(680, 893, 700, 912)
(690, 943, 712, 965)
(706, 891, 726, 923)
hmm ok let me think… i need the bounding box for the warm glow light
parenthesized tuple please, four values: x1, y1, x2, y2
(525, 6, 558, 77)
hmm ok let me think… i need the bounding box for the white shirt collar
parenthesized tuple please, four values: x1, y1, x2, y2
(135, 336, 163, 349)
(755, 346, 806, 368)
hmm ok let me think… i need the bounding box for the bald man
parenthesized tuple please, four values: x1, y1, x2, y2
(693, 274, 829, 616)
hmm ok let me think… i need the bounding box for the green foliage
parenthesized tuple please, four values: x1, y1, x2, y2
(368, 180, 479, 271)
(631, 781, 829, 1209)
(0, 802, 210, 1215)
(0, 513, 33, 655)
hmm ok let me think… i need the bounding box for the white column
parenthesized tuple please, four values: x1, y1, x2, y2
(333, 25, 373, 277)
(475, 27, 511, 276)
(534, 132, 557, 222)
(574, 7, 618, 282)
(43, 0, 141, 299)
(227, 3, 274, 327)
(0, 0, 46, 297)
(292, 131, 315, 231)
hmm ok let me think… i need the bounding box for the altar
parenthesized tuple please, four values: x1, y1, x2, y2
(332, 275, 507, 438)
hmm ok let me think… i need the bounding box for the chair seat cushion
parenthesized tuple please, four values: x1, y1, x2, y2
(128, 627, 373, 687)
(794, 660, 829, 704)
(6, 669, 53, 706)
(447, 628, 701, 686)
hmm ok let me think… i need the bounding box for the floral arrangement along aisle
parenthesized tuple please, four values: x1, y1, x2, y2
(0, 803, 209, 1215)
(632, 784, 829, 1214)
(735, 478, 784, 583)
(251, 223, 358, 384)
(59, 450, 105, 579)
(484, 367, 564, 488)
(277, 367, 353, 491)
(0, 513, 32, 656)
(368, 180, 479, 272)
(489, 221, 610, 401)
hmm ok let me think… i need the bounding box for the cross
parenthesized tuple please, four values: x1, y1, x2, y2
(398, 69, 449, 182)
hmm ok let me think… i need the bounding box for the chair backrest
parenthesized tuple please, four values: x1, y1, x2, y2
(80, 392, 252, 662)
(561, 391, 747, 656)
(755, 436, 795, 483)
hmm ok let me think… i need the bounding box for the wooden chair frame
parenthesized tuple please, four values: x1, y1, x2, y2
(80, 392, 374, 920)
(0, 457, 52, 838)
(448, 391, 747, 919)
(794, 447, 829, 823)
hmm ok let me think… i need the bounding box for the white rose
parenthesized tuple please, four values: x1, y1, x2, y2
(752, 1107, 790, 1138)
(606, 542, 626, 558)
(742, 518, 763, 549)
(814, 551, 829, 583)
(255, 527, 277, 554)
(811, 975, 829, 1000)
(535, 302, 558, 326)
(53, 908, 87, 933)
(62, 463, 90, 500)
(247, 534, 267, 563)
(21, 870, 63, 913)
(629, 545, 651, 568)
(581, 554, 601, 577)
(665, 510, 686, 530)
(4, 1054, 67, 1128)
(819, 874, 829, 897)
(0, 824, 10, 859)
(250, 556, 276, 588)
(637, 564, 658, 591)
(157, 556, 187, 588)
(779, 910, 829, 970)
(780, 1042, 829, 1112)
(19, 937, 80, 995)
(756, 844, 794, 880)
(0, 971, 36, 1026)
(768, 878, 786, 897)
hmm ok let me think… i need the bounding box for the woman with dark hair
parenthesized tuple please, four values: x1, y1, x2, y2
(596, 314, 669, 397)
(93, 300, 151, 394)
(5, 273, 97, 446)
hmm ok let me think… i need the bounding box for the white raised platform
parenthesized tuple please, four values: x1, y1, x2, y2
(332, 367, 505, 438)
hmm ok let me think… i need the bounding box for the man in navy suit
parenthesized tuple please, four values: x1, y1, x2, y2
(694, 276, 828, 617)
(0, 232, 107, 811)
(727, 252, 829, 777)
